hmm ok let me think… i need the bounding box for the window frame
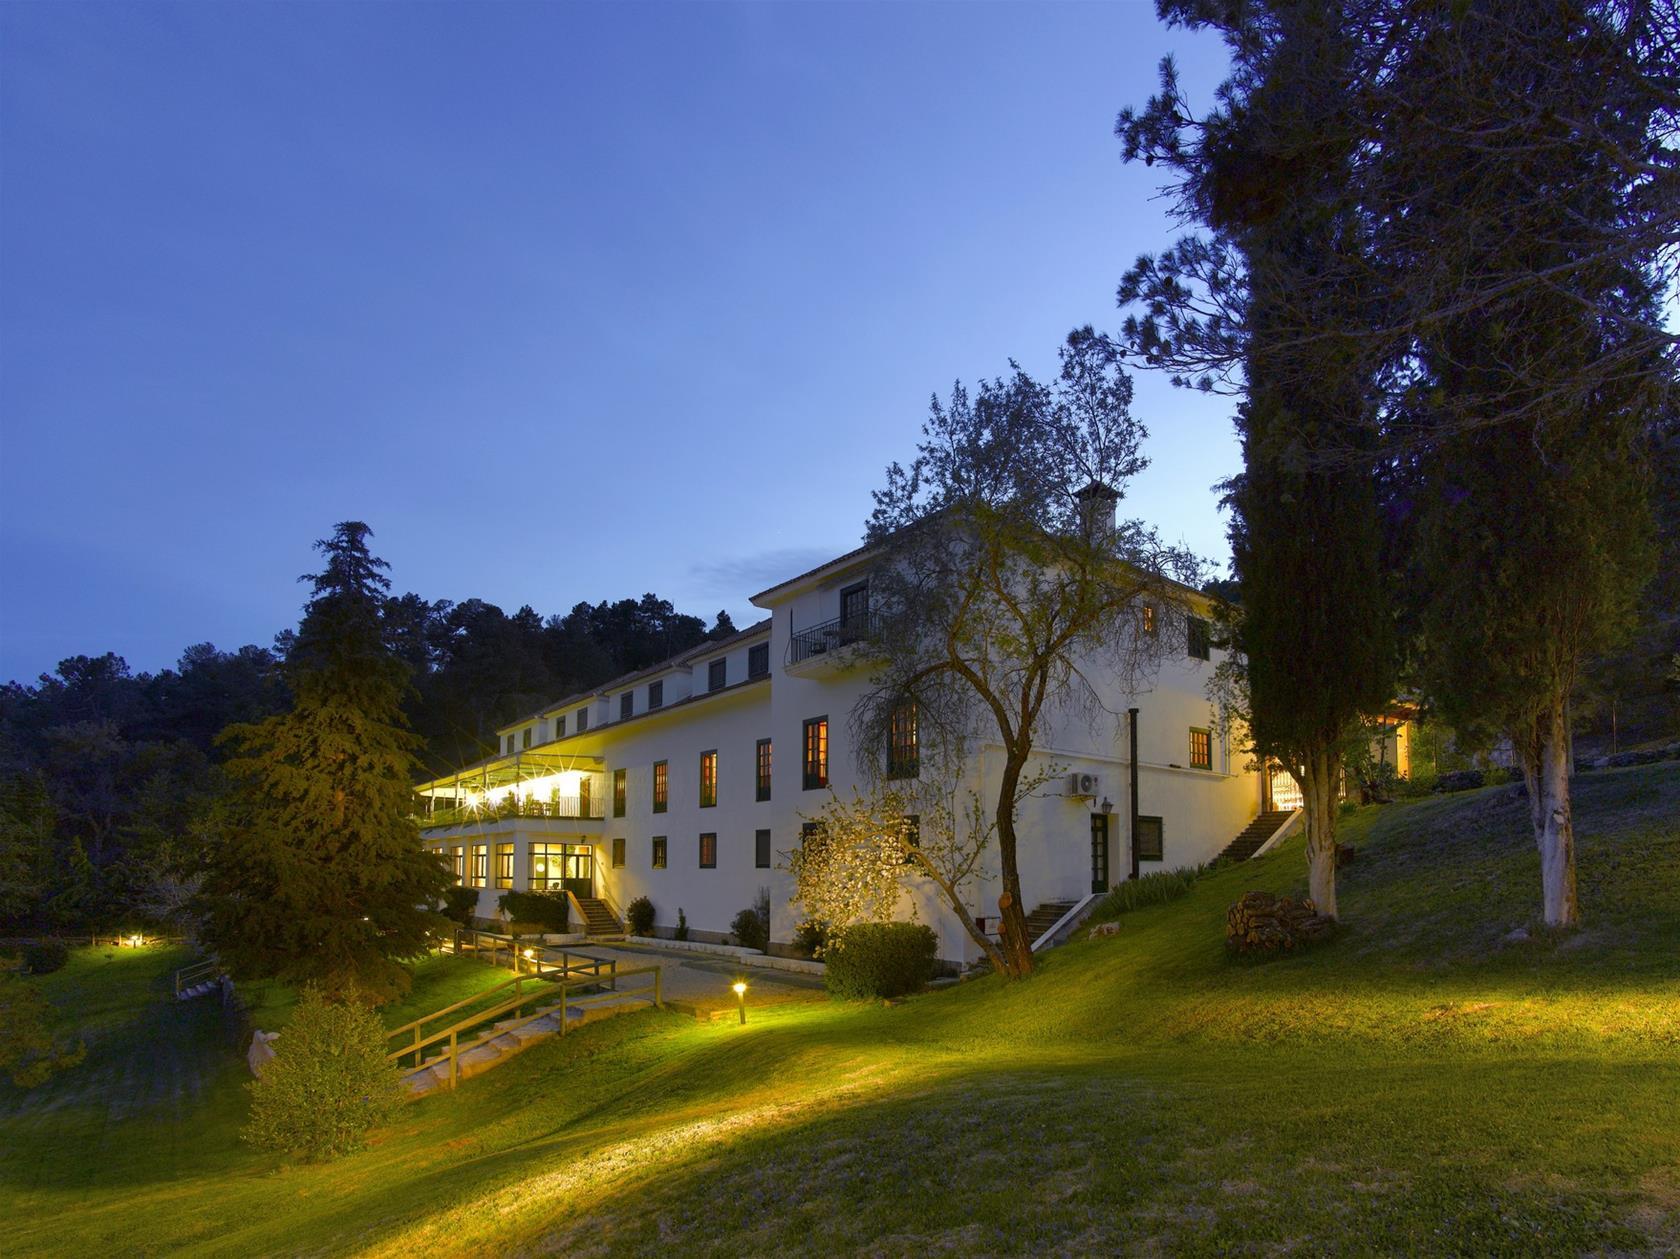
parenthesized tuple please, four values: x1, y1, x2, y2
(699, 749, 718, 808)
(1189, 726, 1213, 771)
(651, 836, 668, 869)
(652, 760, 668, 813)
(576, 707, 589, 733)
(1135, 815, 1165, 862)
(471, 844, 488, 888)
(755, 828, 772, 869)
(620, 692, 633, 721)
(755, 738, 773, 802)
(802, 716, 829, 790)
(698, 832, 717, 869)
(612, 767, 627, 817)
(886, 698, 919, 780)
(611, 836, 626, 868)
(708, 658, 727, 693)
(747, 641, 770, 678)
(648, 680, 663, 709)
(494, 842, 514, 889)
(1187, 616, 1211, 661)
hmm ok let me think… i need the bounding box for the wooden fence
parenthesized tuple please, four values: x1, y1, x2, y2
(386, 962, 663, 1092)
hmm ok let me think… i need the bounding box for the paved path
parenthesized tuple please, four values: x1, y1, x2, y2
(575, 943, 824, 1015)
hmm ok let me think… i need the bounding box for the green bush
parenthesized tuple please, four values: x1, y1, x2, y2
(823, 922, 938, 1000)
(23, 939, 68, 976)
(244, 988, 404, 1162)
(626, 896, 655, 936)
(792, 921, 828, 959)
(442, 887, 478, 928)
(1096, 867, 1204, 918)
(497, 890, 569, 933)
(731, 888, 771, 952)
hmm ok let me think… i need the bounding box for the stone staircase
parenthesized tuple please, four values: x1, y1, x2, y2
(401, 985, 652, 1097)
(1216, 809, 1296, 863)
(1023, 900, 1079, 946)
(576, 897, 624, 938)
(176, 978, 221, 1001)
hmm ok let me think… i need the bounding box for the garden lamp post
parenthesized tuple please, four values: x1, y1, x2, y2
(733, 980, 747, 1025)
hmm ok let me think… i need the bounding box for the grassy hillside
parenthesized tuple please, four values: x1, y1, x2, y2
(6, 764, 1678, 1257)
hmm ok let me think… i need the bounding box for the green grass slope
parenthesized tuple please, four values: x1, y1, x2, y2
(6, 764, 1678, 1257)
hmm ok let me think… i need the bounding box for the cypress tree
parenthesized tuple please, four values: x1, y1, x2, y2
(201, 522, 450, 1000)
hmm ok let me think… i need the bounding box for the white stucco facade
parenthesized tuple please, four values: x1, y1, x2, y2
(418, 538, 1266, 967)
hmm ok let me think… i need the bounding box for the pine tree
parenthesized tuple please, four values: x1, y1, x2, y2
(200, 523, 450, 1001)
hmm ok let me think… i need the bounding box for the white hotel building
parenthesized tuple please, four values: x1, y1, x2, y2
(416, 537, 1283, 967)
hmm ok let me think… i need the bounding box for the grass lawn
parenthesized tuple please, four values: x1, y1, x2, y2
(5, 763, 1678, 1256)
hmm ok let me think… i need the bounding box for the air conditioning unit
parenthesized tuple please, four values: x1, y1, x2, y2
(1068, 772, 1100, 798)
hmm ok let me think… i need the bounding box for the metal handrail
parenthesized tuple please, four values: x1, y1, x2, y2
(788, 612, 881, 665)
(416, 796, 606, 830)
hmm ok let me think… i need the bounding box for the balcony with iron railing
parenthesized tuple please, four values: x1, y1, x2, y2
(416, 795, 605, 832)
(787, 612, 882, 667)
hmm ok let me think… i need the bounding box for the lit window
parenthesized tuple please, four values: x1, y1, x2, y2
(699, 750, 717, 807)
(494, 843, 514, 889)
(756, 738, 772, 802)
(699, 832, 717, 869)
(1142, 604, 1157, 636)
(1189, 727, 1212, 771)
(651, 836, 667, 869)
(652, 761, 668, 813)
(451, 847, 465, 886)
(886, 698, 919, 779)
(470, 845, 488, 888)
(803, 716, 828, 790)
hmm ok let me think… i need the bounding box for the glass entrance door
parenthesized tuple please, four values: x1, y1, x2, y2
(530, 842, 594, 899)
(1090, 813, 1111, 894)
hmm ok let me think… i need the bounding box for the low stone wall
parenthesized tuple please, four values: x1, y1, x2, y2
(617, 936, 825, 976)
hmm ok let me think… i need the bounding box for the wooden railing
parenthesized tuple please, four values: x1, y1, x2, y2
(387, 962, 664, 1092)
(448, 928, 617, 982)
(174, 958, 222, 997)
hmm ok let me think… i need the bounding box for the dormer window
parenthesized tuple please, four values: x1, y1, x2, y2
(521, 728, 532, 749)
(620, 692, 633, 721)
(555, 714, 566, 739)
(576, 707, 589, 733)
(648, 680, 663, 709)
(709, 659, 727, 692)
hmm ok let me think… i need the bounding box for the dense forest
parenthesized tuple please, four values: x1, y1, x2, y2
(0, 589, 736, 933)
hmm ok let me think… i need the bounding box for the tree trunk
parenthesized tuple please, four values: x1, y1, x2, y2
(1530, 698, 1580, 928)
(1300, 743, 1340, 920)
(993, 752, 1035, 978)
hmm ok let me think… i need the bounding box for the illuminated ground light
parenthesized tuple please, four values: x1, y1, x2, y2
(733, 980, 748, 1025)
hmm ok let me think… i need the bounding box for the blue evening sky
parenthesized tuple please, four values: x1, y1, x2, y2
(0, 2, 1235, 684)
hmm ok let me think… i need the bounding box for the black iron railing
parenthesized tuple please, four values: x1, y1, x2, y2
(788, 613, 880, 665)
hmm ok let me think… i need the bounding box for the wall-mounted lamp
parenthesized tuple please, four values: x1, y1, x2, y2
(1100, 797, 1113, 814)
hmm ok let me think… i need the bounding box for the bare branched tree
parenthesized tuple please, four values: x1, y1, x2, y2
(856, 330, 1202, 977)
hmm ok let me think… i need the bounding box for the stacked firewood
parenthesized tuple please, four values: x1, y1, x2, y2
(1225, 891, 1335, 954)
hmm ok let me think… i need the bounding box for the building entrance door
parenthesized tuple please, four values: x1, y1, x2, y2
(559, 844, 594, 899)
(1090, 813, 1111, 894)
